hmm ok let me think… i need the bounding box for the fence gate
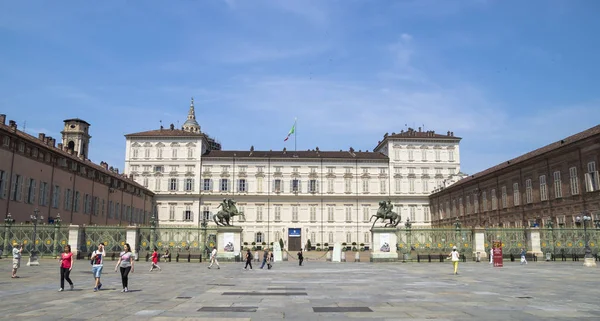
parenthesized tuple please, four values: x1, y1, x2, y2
(485, 228, 527, 255)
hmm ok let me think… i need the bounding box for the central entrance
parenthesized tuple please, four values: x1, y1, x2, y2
(287, 228, 302, 251)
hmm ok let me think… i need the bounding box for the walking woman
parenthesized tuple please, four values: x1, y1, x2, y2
(58, 244, 74, 291)
(91, 243, 106, 292)
(449, 246, 460, 275)
(244, 249, 253, 270)
(115, 243, 134, 292)
(150, 248, 162, 272)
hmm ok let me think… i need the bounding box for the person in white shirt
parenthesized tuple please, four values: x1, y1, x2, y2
(489, 247, 493, 265)
(91, 243, 106, 292)
(449, 246, 460, 275)
(12, 243, 23, 278)
(208, 247, 220, 269)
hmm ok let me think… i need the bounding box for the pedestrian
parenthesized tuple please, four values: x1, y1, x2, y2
(208, 247, 220, 269)
(267, 251, 274, 270)
(58, 244, 74, 291)
(297, 250, 304, 266)
(12, 243, 23, 279)
(91, 243, 106, 292)
(448, 246, 460, 275)
(489, 247, 493, 265)
(260, 249, 269, 269)
(150, 247, 162, 271)
(244, 249, 253, 270)
(520, 248, 528, 265)
(115, 243, 135, 292)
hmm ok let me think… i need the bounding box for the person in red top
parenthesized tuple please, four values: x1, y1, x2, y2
(150, 247, 162, 272)
(58, 244, 74, 291)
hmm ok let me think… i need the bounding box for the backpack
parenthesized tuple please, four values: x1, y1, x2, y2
(248, 252, 253, 260)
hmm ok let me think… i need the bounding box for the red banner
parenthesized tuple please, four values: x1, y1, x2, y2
(493, 240, 503, 267)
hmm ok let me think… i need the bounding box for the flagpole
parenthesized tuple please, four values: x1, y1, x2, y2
(294, 118, 297, 152)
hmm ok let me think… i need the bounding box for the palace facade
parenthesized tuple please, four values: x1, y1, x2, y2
(0, 114, 155, 225)
(429, 125, 600, 228)
(124, 99, 463, 250)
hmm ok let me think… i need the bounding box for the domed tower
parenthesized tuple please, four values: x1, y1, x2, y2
(61, 118, 91, 158)
(182, 97, 201, 133)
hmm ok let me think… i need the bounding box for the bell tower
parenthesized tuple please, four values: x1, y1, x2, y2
(61, 118, 92, 159)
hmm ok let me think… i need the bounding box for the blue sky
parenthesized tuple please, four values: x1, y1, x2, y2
(1, 0, 599, 175)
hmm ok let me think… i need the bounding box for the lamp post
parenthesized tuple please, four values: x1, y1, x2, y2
(52, 213, 62, 258)
(201, 215, 208, 257)
(149, 213, 157, 253)
(27, 208, 43, 266)
(3, 213, 15, 257)
(576, 214, 596, 267)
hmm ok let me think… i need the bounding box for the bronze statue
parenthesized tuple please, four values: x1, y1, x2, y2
(370, 200, 401, 229)
(214, 198, 246, 226)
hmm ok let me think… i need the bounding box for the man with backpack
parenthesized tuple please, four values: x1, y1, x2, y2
(244, 249, 253, 270)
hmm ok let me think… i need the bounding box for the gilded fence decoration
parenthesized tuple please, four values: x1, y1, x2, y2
(540, 228, 600, 256)
(81, 226, 127, 253)
(485, 228, 527, 255)
(397, 228, 473, 257)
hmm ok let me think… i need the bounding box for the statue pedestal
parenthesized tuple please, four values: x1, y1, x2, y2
(27, 252, 40, 266)
(216, 226, 242, 262)
(583, 257, 597, 267)
(370, 228, 398, 262)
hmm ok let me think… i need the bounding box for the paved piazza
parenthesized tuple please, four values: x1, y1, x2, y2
(1, 258, 600, 320)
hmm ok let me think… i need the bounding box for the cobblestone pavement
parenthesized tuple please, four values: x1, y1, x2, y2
(1, 257, 599, 320)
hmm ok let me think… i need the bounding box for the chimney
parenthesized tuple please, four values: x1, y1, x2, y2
(57, 143, 63, 150)
(0, 114, 5, 125)
(169, 123, 174, 130)
(418, 127, 422, 132)
(8, 120, 17, 131)
(67, 149, 73, 155)
(38, 133, 46, 141)
(51, 138, 56, 147)
(44, 137, 49, 145)
(103, 162, 108, 170)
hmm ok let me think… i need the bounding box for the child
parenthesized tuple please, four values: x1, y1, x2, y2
(150, 248, 162, 272)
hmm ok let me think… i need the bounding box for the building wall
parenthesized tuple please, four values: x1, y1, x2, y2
(430, 131, 600, 228)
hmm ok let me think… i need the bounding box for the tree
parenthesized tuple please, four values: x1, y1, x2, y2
(279, 238, 284, 250)
(306, 239, 312, 251)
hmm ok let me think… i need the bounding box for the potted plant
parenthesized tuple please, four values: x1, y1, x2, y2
(306, 239, 312, 251)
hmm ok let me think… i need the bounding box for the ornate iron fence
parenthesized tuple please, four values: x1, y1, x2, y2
(1, 224, 69, 257)
(540, 228, 600, 256)
(398, 228, 473, 258)
(80, 226, 127, 253)
(485, 228, 527, 255)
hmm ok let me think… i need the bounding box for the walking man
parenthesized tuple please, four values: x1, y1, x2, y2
(297, 250, 304, 266)
(449, 246, 460, 275)
(260, 249, 269, 269)
(244, 249, 253, 270)
(12, 243, 23, 278)
(489, 247, 493, 265)
(520, 248, 528, 265)
(208, 247, 220, 269)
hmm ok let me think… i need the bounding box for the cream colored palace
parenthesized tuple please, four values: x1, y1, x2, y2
(124, 99, 464, 250)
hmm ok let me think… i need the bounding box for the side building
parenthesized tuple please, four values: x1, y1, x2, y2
(124, 99, 462, 250)
(429, 124, 600, 228)
(0, 114, 155, 225)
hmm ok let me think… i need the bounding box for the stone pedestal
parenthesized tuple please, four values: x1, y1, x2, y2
(27, 253, 40, 266)
(526, 228, 543, 258)
(273, 242, 282, 262)
(68, 225, 80, 256)
(126, 226, 138, 260)
(370, 228, 398, 262)
(216, 226, 242, 261)
(583, 257, 597, 267)
(473, 228, 487, 261)
(332, 243, 342, 262)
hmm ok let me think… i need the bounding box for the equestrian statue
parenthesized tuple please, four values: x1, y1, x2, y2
(214, 198, 246, 226)
(369, 200, 401, 229)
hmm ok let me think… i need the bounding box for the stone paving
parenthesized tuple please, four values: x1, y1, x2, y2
(1, 257, 600, 320)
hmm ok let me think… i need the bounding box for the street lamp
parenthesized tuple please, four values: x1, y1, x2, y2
(594, 214, 600, 229)
(3, 213, 15, 255)
(201, 215, 208, 256)
(27, 209, 44, 266)
(575, 215, 593, 261)
(454, 218, 461, 231)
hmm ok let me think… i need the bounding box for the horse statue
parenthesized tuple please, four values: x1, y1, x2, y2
(369, 200, 401, 229)
(214, 198, 246, 226)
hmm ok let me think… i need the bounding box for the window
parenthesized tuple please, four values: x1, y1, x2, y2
(346, 232, 352, 243)
(2, 136, 9, 146)
(327, 178, 334, 193)
(256, 177, 263, 193)
(172, 148, 177, 158)
(132, 148, 138, 158)
(310, 206, 316, 222)
(327, 167, 334, 174)
(39, 182, 49, 206)
(184, 204, 192, 221)
(101, 200, 105, 217)
(186, 165, 194, 173)
(473, 193, 479, 213)
(311, 232, 316, 244)
(185, 178, 194, 192)
(274, 206, 281, 221)
(202, 206, 210, 221)
(421, 150, 427, 161)
(394, 150, 400, 160)
(274, 179, 282, 192)
(362, 179, 369, 193)
(144, 148, 150, 158)
(220, 179, 228, 192)
(221, 166, 229, 174)
(362, 167, 369, 174)
(115, 202, 120, 219)
(155, 178, 161, 191)
(491, 189, 497, 210)
(409, 178, 415, 193)
(329, 232, 334, 243)
(203, 179, 212, 191)
(169, 204, 175, 221)
(25, 178, 36, 204)
(52, 185, 60, 208)
(157, 148, 163, 159)
(131, 165, 139, 172)
(170, 165, 178, 173)
(513, 183, 520, 206)
(10, 174, 23, 201)
(187, 148, 193, 158)
(466, 195, 471, 214)
(540, 175, 548, 201)
(364, 232, 370, 244)
(553, 171, 562, 198)
(309, 179, 317, 193)
(108, 200, 113, 218)
(143, 177, 149, 188)
(143, 165, 150, 172)
(586, 161, 599, 192)
(64, 189, 72, 211)
(328, 206, 334, 222)
(203, 166, 211, 173)
(482, 191, 487, 211)
(380, 180, 386, 193)
(154, 166, 163, 173)
(169, 178, 178, 191)
(83, 194, 89, 214)
(74, 191, 80, 212)
(569, 167, 579, 195)
(410, 206, 416, 221)
(363, 207, 369, 221)
(395, 179, 401, 193)
(449, 150, 455, 162)
(408, 150, 414, 161)
(424, 206, 430, 222)
(345, 178, 352, 193)
(292, 179, 300, 192)
(435, 150, 441, 161)
(0, 170, 6, 199)
(292, 206, 298, 222)
(255, 232, 263, 243)
(379, 167, 386, 174)
(525, 179, 533, 204)
(94, 196, 99, 216)
(238, 179, 247, 192)
(256, 206, 263, 222)
(345, 206, 352, 222)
